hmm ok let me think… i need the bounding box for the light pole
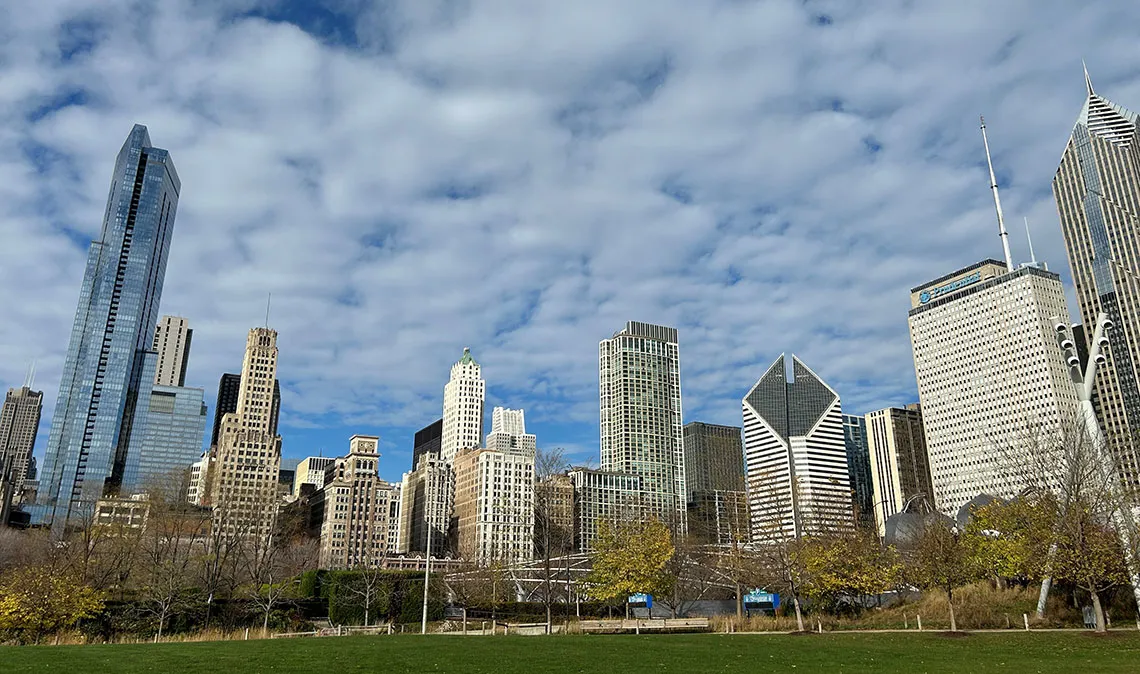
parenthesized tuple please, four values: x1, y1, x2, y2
(1050, 313, 1140, 622)
(422, 520, 433, 634)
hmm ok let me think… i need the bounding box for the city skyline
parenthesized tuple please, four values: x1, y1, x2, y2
(2, 3, 1140, 484)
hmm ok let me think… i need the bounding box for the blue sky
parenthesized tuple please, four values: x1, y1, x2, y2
(2, 1, 1139, 484)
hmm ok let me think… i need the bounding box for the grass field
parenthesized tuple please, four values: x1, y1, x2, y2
(3, 632, 1140, 673)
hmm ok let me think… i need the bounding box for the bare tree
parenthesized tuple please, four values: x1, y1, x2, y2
(136, 493, 210, 639)
(534, 448, 573, 631)
(242, 522, 318, 633)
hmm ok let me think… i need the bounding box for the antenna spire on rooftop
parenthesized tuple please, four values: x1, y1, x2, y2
(1024, 217, 1037, 266)
(1083, 59, 1095, 96)
(265, 292, 272, 328)
(980, 115, 1014, 272)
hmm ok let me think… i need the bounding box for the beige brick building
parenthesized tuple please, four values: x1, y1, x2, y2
(206, 327, 283, 540)
(312, 435, 394, 569)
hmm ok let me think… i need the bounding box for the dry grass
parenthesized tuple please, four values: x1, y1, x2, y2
(710, 584, 1088, 633)
(43, 627, 273, 646)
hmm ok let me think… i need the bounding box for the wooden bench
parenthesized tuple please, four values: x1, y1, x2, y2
(579, 618, 710, 634)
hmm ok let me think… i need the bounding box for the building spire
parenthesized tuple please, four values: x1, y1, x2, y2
(265, 292, 272, 328)
(1024, 217, 1037, 266)
(980, 115, 1014, 272)
(24, 360, 36, 389)
(1083, 59, 1095, 96)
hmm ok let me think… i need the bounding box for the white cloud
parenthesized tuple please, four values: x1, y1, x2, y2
(1, 0, 1139, 481)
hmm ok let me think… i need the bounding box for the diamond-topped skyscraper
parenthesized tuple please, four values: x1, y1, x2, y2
(38, 125, 180, 529)
(1054, 68, 1140, 484)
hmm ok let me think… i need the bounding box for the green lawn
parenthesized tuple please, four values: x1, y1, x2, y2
(3, 632, 1140, 673)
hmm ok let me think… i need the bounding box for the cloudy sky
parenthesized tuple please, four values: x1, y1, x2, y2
(2, 0, 1139, 483)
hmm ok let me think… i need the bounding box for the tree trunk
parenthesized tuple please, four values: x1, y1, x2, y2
(1091, 590, 1107, 633)
(365, 607, 369, 628)
(947, 588, 957, 632)
(793, 595, 805, 632)
(264, 607, 271, 632)
(735, 582, 743, 619)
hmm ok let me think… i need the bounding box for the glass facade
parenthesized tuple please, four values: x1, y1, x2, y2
(842, 414, 873, 527)
(132, 385, 207, 495)
(38, 125, 180, 528)
(1054, 83, 1140, 483)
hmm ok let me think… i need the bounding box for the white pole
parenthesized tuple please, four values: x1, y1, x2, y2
(421, 524, 432, 635)
(980, 116, 1013, 272)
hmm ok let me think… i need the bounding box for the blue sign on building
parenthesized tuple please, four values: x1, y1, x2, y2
(919, 271, 983, 304)
(743, 589, 779, 614)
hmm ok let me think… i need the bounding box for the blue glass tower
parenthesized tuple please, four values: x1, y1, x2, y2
(38, 125, 180, 529)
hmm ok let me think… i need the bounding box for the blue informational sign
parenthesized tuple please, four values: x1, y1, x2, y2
(743, 590, 779, 609)
(628, 593, 653, 608)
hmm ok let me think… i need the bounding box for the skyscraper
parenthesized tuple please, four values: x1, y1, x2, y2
(743, 354, 852, 541)
(908, 260, 1078, 513)
(310, 435, 393, 569)
(152, 316, 192, 387)
(207, 327, 283, 539)
(1053, 70, 1140, 483)
(453, 406, 536, 563)
(842, 414, 874, 527)
(864, 405, 933, 536)
(134, 385, 207, 493)
(411, 418, 443, 472)
(0, 385, 43, 504)
(397, 455, 454, 555)
(39, 125, 180, 528)
(599, 321, 686, 532)
(485, 407, 536, 454)
(211, 373, 280, 448)
(683, 422, 748, 544)
(441, 348, 485, 463)
(682, 422, 745, 499)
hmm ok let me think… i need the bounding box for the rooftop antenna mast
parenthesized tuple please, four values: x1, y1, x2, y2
(24, 361, 36, 389)
(265, 292, 272, 328)
(980, 115, 1014, 272)
(1024, 217, 1038, 266)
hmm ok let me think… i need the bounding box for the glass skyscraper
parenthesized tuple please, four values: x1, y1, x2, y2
(134, 385, 207, 495)
(38, 125, 180, 528)
(1054, 71, 1140, 484)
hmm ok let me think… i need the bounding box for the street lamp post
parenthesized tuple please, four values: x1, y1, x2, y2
(422, 520, 433, 634)
(1049, 313, 1140, 624)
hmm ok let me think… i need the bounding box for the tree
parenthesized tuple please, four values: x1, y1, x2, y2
(585, 517, 674, 617)
(0, 566, 104, 643)
(340, 567, 392, 627)
(661, 534, 719, 618)
(906, 521, 980, 632)
(136, 495, 210, 639)
(796, 528, 901, 612)
(533, 448, 574, 631)
(241, 529, 317, 632)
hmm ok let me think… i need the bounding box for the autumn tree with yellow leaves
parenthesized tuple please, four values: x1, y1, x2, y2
(0, 566, 104, 643)
(585, 517, 674, 617)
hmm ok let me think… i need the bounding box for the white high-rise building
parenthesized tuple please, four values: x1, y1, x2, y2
(454, 407, 537, 563)
(599, 321, 686, 532)
(206, 327, 283, 539)
(743, 354, 852, 541)
(293, 456, 336, 496)
(908, 260, 1079, 513)
(441, 348, 485, 463)
(486, 407, 536, 454)
(153, 316, 193, 388)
